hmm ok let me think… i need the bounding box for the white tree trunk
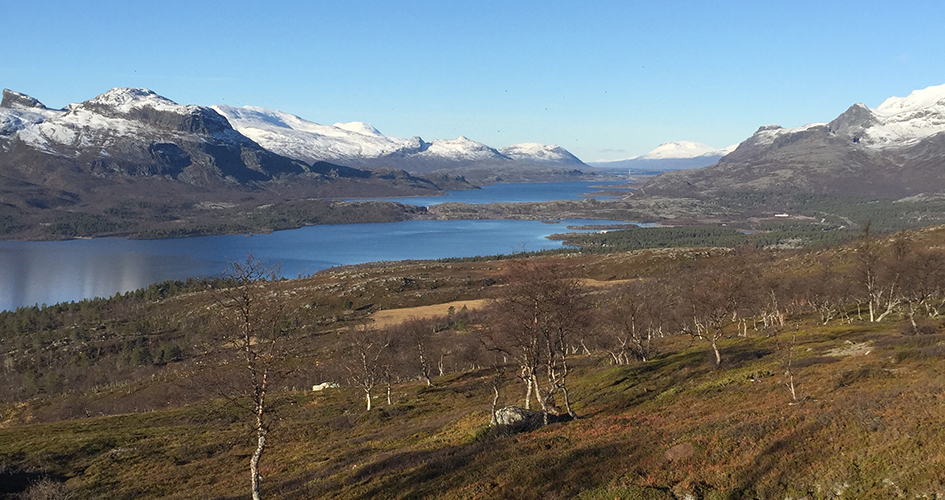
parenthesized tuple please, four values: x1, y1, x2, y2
(250, 426, 266, 500)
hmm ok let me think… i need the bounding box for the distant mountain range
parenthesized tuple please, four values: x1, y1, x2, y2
(643, 84, 945, 198)
(589, 141, 737, 172)
(0, 87, 600, 220)
(0, 88, 587, 187)
(212, 104, 586, 173)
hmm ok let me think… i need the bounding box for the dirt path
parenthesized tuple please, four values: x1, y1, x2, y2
(369, 299, 491, 328)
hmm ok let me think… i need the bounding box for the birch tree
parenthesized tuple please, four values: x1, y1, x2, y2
(212, 255, 293, 500)
(482, 261, 590, 421)
(343, 323, 391, 411)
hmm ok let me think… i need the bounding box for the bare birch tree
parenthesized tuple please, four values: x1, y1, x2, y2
(343, 323, 391, 411)
(212, 255, 293, 500)
(401, 317, 435, 386)
(600, 282, 659, 364)
(679, 259, 753, 366)
(481, 260, 590, 421)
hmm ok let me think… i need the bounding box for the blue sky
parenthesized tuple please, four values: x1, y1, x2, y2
(4, 1, 945, 161)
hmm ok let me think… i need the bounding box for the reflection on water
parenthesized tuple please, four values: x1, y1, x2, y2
(0, 218, 628, 311)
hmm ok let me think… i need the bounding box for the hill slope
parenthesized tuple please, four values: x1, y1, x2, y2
(3, 227, 945, 498)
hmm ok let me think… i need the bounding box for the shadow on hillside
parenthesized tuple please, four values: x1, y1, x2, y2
(255, 437, 499, 499)
(579, 350, 711, 417)
(502, 441, 638, 497)
(0, 467, 67, 497)
(578, 339, 777, 419)
(728, 419, 829, 497)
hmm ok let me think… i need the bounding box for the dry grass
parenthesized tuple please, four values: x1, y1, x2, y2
(369, 299, 491, 328)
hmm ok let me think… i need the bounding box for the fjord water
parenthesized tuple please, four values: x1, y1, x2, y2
(354, 179, 627, 206)
(0, 181, 632, 311)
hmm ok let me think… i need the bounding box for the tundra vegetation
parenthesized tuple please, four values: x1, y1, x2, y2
(4, 225, 945, 498)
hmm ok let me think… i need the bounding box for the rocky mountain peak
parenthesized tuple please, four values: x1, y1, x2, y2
(71, 88, 233, 135)
(79, 88, 176, 112)
(1, 89, 49, 110)
(827, 103, 878, 138)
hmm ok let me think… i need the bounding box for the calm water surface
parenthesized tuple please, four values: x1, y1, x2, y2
(0, 182, 636, 311)
(351, 180, 629, 206)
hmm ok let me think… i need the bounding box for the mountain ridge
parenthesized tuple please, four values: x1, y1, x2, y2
(211, 103, 587, 172)
(642, 83, 945, 197)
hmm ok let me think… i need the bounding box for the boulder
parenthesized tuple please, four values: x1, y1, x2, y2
(493, 406, 548, 432)
(311, 382, 340, 392)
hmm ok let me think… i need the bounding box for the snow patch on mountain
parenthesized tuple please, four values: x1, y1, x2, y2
(333, 121, 384, 137)
(860, 84, 945, 147)
(0, 107, 57, 136)
(749, 123, 827, 146)
(874, 84, 945, 117)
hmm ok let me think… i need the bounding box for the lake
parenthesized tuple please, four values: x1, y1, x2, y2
(0, 181, 636, 311)
(350, 179, 630, 206)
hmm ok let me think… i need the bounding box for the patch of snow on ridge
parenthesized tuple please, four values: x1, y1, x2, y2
(0, 107, 58, 135)
(874, 83, 945, 118)
(333, 121, 384, 137)
(751, 123, 827, 146)
(501, 143, 557, 157)
(419, 137, 504, 161)
(862, 84, 945, 148)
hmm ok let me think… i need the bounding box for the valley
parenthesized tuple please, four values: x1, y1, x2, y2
(4, 80, 945, 499)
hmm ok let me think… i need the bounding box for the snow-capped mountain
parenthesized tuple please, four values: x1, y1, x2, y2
(590, 141, 736, 172)
(636, 141, 736, 160)
(0, 88, 479, 219)
(0, 88, 311, 185)
(0, 85, 589, 220)
(497, 143, 585, 165)
(213, 104, 586, 173)
(210, 104, 410, 165)
(643, 83, 945, 197)
(747, 84, 945, 150)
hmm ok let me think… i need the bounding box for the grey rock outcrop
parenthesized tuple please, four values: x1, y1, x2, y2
(1, 89, 49, 110)
(494, 406, 548, 432)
